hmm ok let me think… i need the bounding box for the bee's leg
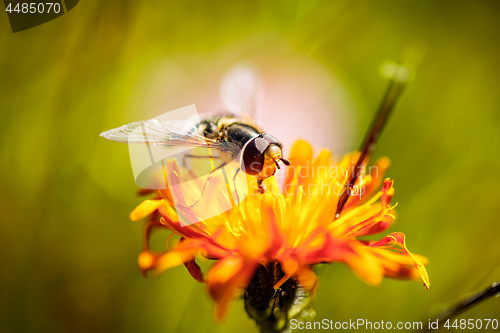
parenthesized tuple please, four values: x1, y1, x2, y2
(232, 167, 241, 203)
(175, 157, 225, 210)
(181, 176, 212, 208)
(181, 153, 221, 169)
(180, 167, 226, 209)
(269, 288, 282, 311)
(257, 177, 266, 194)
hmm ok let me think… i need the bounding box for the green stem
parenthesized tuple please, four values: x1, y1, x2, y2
(421, 281, 500, 332)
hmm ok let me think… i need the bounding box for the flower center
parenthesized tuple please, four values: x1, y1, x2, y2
(244, 261, 311, 333)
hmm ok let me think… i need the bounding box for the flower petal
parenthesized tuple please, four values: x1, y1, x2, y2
(184, 259, 205, 283)
(207, 256, 259, 320)
(371, 232, 430, 289)
(155, 250, 197, 275)
(274, 256, 300, 289)
(129, 199, 164, 222)
(295, 265, 318, 291)
(284, 140, 314, 188)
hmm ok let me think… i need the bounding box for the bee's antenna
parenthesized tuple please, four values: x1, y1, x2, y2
(280, 158, 291, 166)
(335, 64, 413, 218)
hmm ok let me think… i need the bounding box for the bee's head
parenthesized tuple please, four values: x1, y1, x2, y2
(241, 134, 290, 179)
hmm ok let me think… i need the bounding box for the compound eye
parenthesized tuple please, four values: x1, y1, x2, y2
(241, 137, 269, 175)
(261, 134, 281, 147)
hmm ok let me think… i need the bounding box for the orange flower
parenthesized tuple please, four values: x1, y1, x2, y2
(130, 139, 429, 325)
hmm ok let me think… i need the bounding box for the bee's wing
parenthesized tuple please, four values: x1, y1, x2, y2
(220, 63, 262, 124)
(102, 119, 200, 146)
(101, 118, 241, 158)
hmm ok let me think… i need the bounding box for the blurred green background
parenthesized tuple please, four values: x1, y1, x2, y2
(1, 1, 500, 332)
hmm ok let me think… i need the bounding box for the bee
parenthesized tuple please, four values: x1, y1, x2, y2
(100, 64, 290, 195)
